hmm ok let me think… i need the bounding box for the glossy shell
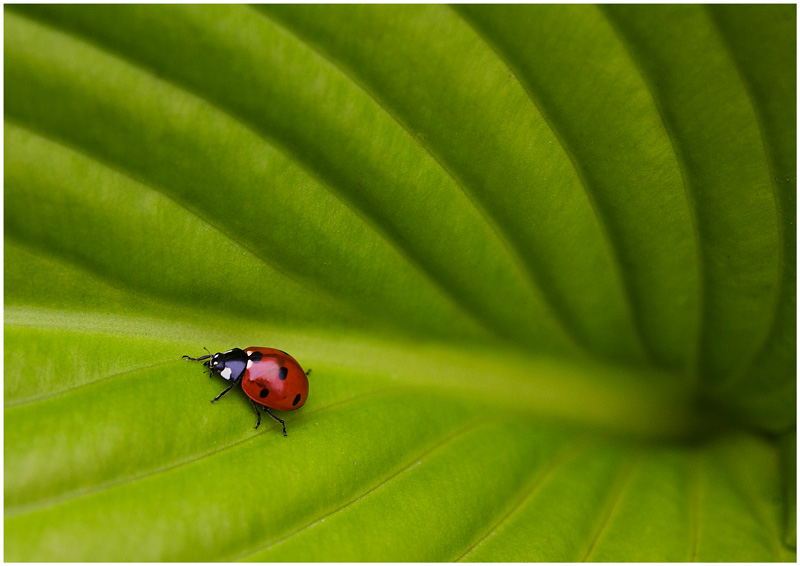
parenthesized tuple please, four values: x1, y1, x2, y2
(240, 347, 309, 411)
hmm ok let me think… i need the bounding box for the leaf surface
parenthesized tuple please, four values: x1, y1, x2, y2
(4, 5, 795, 561)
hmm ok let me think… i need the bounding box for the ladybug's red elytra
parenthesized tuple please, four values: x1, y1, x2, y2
(183, 347, 310, 436)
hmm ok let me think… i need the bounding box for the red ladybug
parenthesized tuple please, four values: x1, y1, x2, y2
(183, 347, 310, 436)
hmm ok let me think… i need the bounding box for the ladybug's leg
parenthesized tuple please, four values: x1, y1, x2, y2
(249, 400, 262, 429)
(305, 368, 312, 376)
(211, 379, 240, 403)
(264, 408, 287, 437)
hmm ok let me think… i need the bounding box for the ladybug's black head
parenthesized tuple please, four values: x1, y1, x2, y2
(205, 353, 221, 371)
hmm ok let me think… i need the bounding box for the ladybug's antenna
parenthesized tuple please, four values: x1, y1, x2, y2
(183, 347, 213, 362)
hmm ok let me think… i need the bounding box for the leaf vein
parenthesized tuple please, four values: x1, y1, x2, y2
(4, 386, 401, 519)
(703, 6, 788, 391)
(717, 444, 784, 560)
(4, 358, 178, 410)
(11, 9, 503, 345)
(581, 449, 643, 561)
(5, 118, 369, 328)
(453, 5, 652, 364)
(454, 439, 591, 561)
(688, 447, 702, 561)
(229, 417, 494, 561)
(599, 6, 707, 381)
(253, 5, 584, 354)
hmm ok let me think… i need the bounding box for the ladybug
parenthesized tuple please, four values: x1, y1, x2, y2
(183, 347, 310, 436)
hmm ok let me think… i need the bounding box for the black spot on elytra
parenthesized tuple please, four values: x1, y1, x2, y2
(259, 388, 269, 398)
(249, 351, 263, 363)
(279, 367, 288, 380)
(292, 393, 301, 406)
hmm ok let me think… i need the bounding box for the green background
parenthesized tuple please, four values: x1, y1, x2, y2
(4, 5, 796, 561)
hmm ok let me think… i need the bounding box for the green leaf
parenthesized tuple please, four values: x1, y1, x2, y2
(4, 5, 795, 561)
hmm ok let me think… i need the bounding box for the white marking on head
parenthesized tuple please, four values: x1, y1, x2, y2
(220, 367, 233, 381)
(247, 360, 253, 369)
